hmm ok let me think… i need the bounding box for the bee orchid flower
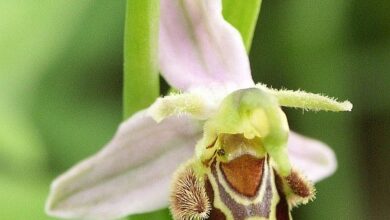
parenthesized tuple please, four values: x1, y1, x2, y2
(46, 0, 352, 219)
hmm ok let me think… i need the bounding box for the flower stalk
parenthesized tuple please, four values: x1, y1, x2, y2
(123, 0, 160, 118)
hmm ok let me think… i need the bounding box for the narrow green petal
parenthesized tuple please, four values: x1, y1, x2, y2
(257, 84, 353, 112)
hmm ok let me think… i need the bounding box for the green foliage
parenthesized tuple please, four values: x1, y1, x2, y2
(128, 209, 172, 220)
(0, 175, 53, 219)
(222, 0, 262, 51)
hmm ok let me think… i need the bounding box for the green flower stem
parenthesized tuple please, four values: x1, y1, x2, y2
(223, 0, 262, 52)
(123, 0, 160, 119)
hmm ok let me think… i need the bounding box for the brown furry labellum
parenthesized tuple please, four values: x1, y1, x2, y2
(170, 165, 211, 220)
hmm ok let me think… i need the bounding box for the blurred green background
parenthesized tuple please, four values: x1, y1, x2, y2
(0, 0, 389, 219)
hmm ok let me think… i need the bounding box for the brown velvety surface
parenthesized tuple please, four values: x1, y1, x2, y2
(220, 154, 265, 197)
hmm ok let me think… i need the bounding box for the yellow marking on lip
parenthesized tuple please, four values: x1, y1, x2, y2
(208, 156, 285, 219)
(207, 166, 234, 220)
(267, 167, 282, 220)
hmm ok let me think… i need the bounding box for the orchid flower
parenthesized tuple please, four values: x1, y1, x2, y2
(46, 0, 352, 219)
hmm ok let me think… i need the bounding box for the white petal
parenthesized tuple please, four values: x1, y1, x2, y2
(288, 132, 337, 183)
(46, 110, 202, 220)
(159, 0, 254, 91)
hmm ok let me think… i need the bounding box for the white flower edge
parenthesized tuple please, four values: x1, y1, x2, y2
(46, 110, 202, 220)
(159, 0, 254, 90)
(288, 132, 337, 182)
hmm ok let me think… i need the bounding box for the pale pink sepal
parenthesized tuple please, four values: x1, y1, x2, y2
(288, 132, 337, 183)
(159, 0, 254, 91)
(46, 110, 202, 220)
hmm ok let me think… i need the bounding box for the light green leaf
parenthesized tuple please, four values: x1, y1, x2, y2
(222, 0, 262, 51)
